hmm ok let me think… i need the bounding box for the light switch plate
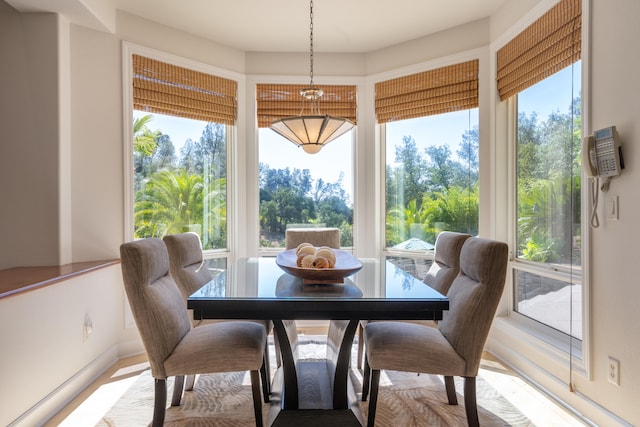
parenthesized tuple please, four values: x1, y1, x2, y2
(607, 195, 619, 220)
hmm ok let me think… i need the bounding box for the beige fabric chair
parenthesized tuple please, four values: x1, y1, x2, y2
(163, 232, 273, 400)
(285, 227, 341, 249)
(362, 237, 508, 427)
(120, 238, 266, 427)
(356, 231, 471, 368)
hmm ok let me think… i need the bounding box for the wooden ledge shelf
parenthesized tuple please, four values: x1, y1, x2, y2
(0, 259, 120, 299)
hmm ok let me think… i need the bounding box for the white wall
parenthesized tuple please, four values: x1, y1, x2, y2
(69, 24, 124, 262)
(0, 5, 61, 268)
(581, 0, 640, 421)
(0, 265, 124, 426)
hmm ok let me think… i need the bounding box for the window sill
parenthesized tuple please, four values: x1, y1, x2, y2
(0, 259, 120, 299)
(490, 315, 587, 379)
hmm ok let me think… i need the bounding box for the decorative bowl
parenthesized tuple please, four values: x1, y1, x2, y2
(275, 249, 363, 284)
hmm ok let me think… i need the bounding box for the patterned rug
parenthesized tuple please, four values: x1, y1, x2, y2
(98, 336, 532, 426)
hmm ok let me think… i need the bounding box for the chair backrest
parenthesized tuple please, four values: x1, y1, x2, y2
(120, 238, 192, 379)
(285, 227, 341, 250)
(423, 231, 471, 295)
(438, 237, 508, 377)
(163, 232, 213, 301)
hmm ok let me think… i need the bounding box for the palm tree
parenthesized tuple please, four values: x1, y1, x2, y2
(133, 114, 159, 155)
(134, 169, 204, 238)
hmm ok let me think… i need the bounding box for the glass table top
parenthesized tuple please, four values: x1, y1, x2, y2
(188, 257, 448, 321)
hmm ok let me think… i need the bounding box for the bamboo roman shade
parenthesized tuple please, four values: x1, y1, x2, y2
(133, 55, 237, 125)
(375, 60, 478, 124)
(497, 0, 581, 101)
(256, 84, 357, 128)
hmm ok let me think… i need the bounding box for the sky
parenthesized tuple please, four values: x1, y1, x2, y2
(518, 61, 581, 118)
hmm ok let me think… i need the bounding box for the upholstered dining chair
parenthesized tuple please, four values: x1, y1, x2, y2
(120, 238, 266, 427)
(162, 232, 273, 400)
(356, 231, 471, 369)
(361, 237, 508, 427)
(285, 227, 341, 249)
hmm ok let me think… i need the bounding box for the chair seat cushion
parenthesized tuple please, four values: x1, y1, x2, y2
(164, 321, 266, 377)
(364, 321, 466, 376)
(200, 318, 272, 333)
(361, 319, 437, 328)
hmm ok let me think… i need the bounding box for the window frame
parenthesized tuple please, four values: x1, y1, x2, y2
(503, 78, 589, 380)
(246, 75, 364, 258)
(122, 42, 244, 264)
(374, 54, 484, 273)
(486, 0, 592, 382)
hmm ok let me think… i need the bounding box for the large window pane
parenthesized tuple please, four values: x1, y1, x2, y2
(132, 111, 228, 251)
(385, 109, 479, 250)
(514, 62, 581, 338)
(258, 129, 354, 248)
(384, 109, 479, 280)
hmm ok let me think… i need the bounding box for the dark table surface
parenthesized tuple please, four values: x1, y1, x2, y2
(188, 254, 449, 321)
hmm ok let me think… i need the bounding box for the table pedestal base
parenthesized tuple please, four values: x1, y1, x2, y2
(268, 319, 364, 426)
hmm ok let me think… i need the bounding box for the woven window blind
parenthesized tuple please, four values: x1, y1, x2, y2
(256, 84, 357, 128)
(497, 0, 581, 101)
(133, 55, 237, 125)
(375, 60, 478, 124)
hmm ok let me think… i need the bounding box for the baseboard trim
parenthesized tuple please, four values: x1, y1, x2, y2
(8, 346, 118, 427)
(488, 324, 632, 427)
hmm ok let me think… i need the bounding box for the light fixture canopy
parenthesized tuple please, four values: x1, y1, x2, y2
(269, 0, 354, 154)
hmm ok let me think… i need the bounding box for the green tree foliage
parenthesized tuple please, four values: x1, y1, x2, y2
(133, 116, 228, 250)
(135, 169, 204, 237)
(258, 163, 353, 247)
(385, 125, 480, 248)
(516, 96, 581, 264)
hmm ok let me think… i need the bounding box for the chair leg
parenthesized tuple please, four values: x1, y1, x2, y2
(171, 375, 184, 406)
(250, 370, 264, 427)
(185, 374, 196, 391)
(152, 379, 167, 427)
(357, 324, 364, 370)
(444, 375, 458, 405)
(260, 354, 270, 403)
(367, 369, 381, 427)
(464, 376, 479, 427)
(361, 354, 371, 401)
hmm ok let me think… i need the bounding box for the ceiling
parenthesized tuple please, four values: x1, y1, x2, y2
(6, 0, 511, 53)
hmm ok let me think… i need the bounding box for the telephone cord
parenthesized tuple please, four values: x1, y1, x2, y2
(589, 177, 599, 228)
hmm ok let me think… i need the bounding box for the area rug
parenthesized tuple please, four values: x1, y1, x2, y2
(98, 336, 532, 426)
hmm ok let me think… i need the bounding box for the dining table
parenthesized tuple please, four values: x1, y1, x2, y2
(187, 252, 448, 426)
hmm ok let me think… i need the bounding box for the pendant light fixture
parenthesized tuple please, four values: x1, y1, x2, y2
(269, 0, 354, 154)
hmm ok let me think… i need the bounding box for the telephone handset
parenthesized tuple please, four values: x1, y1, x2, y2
(584, 126, 624, 228)
(583, 126, 622, 178)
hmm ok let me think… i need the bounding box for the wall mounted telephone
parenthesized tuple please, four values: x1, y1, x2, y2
(583, 126, 623, 178)
(584, 126, 624, 228)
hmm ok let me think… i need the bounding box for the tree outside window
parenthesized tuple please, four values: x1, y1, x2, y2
(132, 112, 228, 251)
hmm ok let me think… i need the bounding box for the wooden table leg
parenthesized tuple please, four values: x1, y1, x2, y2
(327, 319, 359, 409)
(272, 319, 299, 409)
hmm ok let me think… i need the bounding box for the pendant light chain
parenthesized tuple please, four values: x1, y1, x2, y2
(309, 0, 314, 87)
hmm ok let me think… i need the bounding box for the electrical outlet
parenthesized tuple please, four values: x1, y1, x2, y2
(83, 314, 93, 342)
(608, 356, 620, 385)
